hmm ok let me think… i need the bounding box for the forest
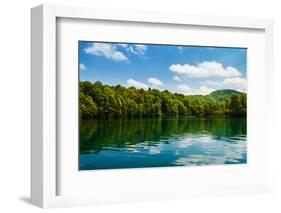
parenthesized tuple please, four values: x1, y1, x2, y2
(79, 81, 247, 119)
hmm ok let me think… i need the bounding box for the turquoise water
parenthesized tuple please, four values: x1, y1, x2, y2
(79, 117, 247, 170)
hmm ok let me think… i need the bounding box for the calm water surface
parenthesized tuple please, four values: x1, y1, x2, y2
(79, 117, 247, 170)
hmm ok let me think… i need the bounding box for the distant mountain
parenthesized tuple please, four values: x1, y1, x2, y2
(208, 89, 243, 101)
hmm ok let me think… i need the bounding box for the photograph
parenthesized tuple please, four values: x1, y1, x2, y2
(79, 41, 247, 170)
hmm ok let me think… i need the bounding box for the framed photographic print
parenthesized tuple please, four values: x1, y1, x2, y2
(31, 4, 274, 208)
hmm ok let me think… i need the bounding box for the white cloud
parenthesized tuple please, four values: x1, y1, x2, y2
(222, 77, 247, 92)
(84, 43, 148, 61)
(126, 77, 163, 90)
(126, 44, 147, 57)
(116, 44, 128, 48)
(178, 84, 215, 95)
(169, 61, 242, 78)
(195, 85, 215, 95)
(135, 44, 147, 53)
(204, 80, 221, 87)
(84, 43, 128, 62)
(177, 84, 193, 95)
(147, 77, 163, 87)
(79, 63, 86, 70)
(173, 76, 182, 82)
(127, 79, 149, 90)
(201, 77, 247, 92)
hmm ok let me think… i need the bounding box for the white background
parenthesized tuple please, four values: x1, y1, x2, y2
(0, 0, 280, 212)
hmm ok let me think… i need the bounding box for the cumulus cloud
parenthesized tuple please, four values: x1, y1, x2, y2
(177, 84, 193, 95)
(127, 79, 149, 90)
(126, 44, 147, 57)
(173, 76, 182, 82)
(202, 77, 247, 92)
(147, 77, 163, 87)
(134, 45, 147, 55)
(79, 63, 86, 70)
(222, 77, 247, 92)
(195, 85, 215, 95)
(169, 61, 242, 78)
(204, 80, 221, 87)
(178, 84, 215, 95)
(84, 43, 128, 62)
(84, 43, 148, 61)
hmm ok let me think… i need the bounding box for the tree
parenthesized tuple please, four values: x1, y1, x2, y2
(80, 92, 98, 119)
(79, 81, 247, 119)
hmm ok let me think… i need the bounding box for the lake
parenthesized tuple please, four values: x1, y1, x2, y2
(79, 117, 247, 170)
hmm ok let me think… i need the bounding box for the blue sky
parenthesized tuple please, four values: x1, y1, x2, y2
(79, 41, 247, 95)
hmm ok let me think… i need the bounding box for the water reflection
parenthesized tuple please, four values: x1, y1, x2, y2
(80, 117, 246, 170)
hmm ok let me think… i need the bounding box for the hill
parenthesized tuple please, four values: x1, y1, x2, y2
(208, 89, 243, 101)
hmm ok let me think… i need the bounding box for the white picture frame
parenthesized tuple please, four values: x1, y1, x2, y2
(31, 4, 274, 208)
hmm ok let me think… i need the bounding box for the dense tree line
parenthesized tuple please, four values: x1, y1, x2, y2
(80, 81, 247, 119)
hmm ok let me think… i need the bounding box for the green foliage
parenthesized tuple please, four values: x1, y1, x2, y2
(79, 92, 98, 118)
(80, 81, 247, 119)
(208, 89, 241, 101)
